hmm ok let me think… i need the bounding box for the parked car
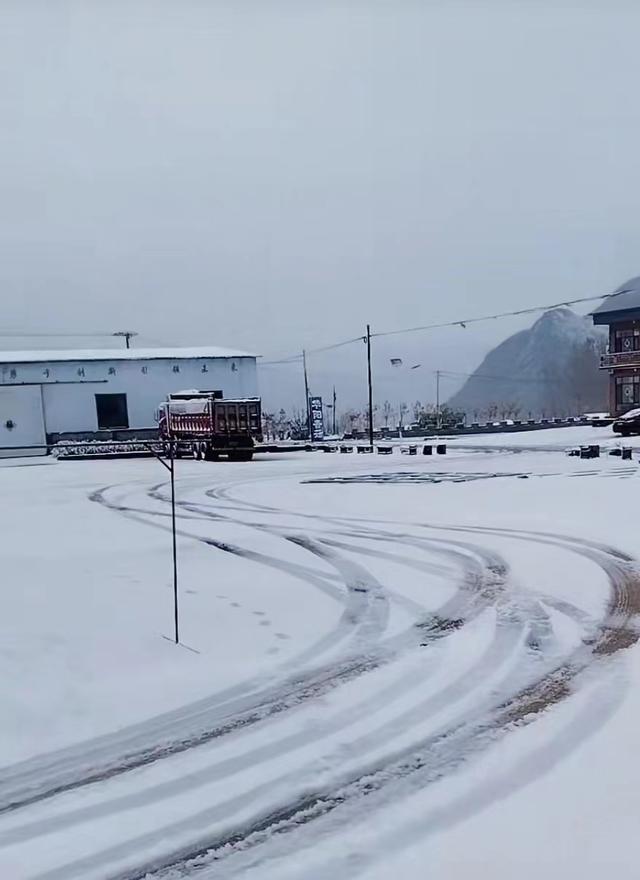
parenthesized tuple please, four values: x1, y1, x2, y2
(583, 412, 614, 427)
(612, 407, 640, 436)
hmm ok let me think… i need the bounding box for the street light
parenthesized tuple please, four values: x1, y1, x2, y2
(390, 359, 428, 436)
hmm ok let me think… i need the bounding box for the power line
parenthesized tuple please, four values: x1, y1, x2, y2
(261, 336, 364, 366)
(437, 369, 562, 386)
(260, 354, 304, 366)
(0, 331, 118, 338)
(259, 290, 617, 364)
(371, 292, 618, 340)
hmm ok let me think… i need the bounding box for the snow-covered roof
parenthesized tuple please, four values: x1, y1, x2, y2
(592, 277, 640, 322)
(0, 346, 257, 364)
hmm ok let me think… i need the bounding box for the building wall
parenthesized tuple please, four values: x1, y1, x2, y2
(0, 356, 257, 435)
(0, 386, 46, 456)
(604, 318, 640, 415)
(610, 369, 640, 415)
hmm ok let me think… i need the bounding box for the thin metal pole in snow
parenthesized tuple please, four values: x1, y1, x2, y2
(140, 440, 180, 645)
(169, 445, 179, 645)
(436, 370, 441, 431)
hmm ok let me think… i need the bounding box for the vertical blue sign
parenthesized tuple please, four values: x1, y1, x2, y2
(309, 396, 324, 441)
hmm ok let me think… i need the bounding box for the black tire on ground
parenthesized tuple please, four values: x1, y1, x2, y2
(229, 449, 253, 462)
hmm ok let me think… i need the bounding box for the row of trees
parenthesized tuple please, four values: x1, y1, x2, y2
(261, 409, 309, 441)
(263, 391, 598, 440)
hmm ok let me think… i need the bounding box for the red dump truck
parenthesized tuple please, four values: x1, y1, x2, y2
(158, 392, 262, 460)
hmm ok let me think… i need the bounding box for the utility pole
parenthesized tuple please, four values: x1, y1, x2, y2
(302, 349, 311, 440)
(114, 330, 138, 349)
(436, 370, 441, 431)
(366, 324, 374, 448)
(332, 385, 337, 435)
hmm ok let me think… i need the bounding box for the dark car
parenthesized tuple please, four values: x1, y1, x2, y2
(613, 407, 640, 436)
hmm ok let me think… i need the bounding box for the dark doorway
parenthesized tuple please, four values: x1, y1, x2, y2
(95, 393, 129, 429)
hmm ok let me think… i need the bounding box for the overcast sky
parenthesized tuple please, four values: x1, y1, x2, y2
(1, 1, 639, 410)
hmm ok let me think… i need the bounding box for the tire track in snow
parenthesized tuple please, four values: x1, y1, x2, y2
(0, 483, 482, 816)
(4, 469, 632, 880)
(0, 540, 515, 850)
(25, 614, 527, 880)
(91, 534, 640, 880)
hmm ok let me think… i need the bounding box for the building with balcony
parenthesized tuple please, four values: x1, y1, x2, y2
(592, 277, 640, 415)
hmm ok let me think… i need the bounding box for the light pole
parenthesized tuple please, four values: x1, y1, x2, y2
(332, 385, 337, 435)
(390, 360, 428, 436)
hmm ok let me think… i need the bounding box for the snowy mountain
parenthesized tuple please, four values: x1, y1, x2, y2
(446, 308, 608, 419)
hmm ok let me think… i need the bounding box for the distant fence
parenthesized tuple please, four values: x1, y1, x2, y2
(344, 416, 608, 441)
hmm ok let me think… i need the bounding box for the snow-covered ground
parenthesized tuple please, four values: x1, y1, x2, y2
(1, 429, 639, 879)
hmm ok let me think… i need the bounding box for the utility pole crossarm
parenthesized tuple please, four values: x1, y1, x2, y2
(113, 330, 138, 349)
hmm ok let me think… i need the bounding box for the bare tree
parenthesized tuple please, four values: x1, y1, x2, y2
(289, 408, 308, 439)
(343, 409, 361, 435)
(262, 412, 275, 440)
(382, 400, 393, 428)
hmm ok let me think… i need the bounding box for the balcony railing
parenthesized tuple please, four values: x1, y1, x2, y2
(600, 350, 640, 369)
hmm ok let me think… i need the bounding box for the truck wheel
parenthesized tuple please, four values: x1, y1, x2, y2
(230, 449, 253, 462)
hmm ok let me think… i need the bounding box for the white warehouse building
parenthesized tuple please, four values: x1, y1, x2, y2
(0, 346, 258, 454)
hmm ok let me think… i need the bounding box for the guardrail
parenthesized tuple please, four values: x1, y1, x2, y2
(343, 416, 603, 441)
(601, 351, 640, 369)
